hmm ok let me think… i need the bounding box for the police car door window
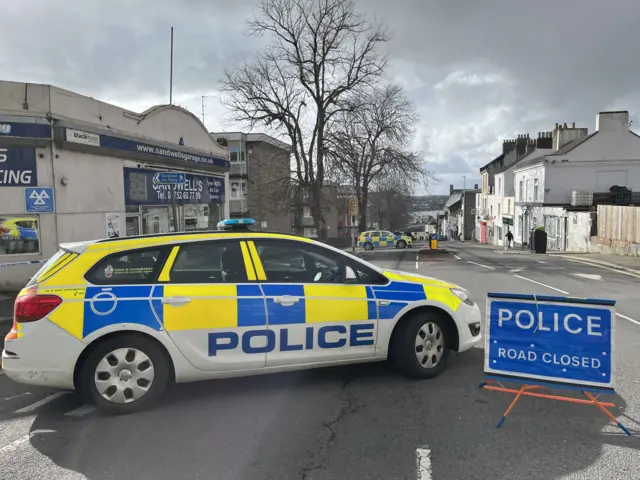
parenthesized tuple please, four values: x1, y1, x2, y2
(253, 240, 343, 284)
(87, 247, 167, 285)
(169, 241, 247, 284)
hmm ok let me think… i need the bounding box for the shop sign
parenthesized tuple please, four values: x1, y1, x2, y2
(101, 133, 229, 169)
(66, 128, 100, 147)
(0, 122, 51, 139)
(0, 147, 37, 186)
(123, 167, 225, 206)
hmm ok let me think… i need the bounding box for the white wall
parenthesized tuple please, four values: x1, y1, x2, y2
(567, 211, 592, 252)
(545, 162, 640, 203)
(49, 86, 227, 158)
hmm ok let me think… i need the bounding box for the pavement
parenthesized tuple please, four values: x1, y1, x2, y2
(1, 244, 640, 479)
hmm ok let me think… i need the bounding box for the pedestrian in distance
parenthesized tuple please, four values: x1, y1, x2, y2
(505, 230, 514, 248)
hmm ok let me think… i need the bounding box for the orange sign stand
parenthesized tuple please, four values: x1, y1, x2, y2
(479, 379, 631, 436)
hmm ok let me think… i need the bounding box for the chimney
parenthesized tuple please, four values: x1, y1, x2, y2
(552, 122, 588, 151)
(502, 139, 516, 154)
(474, 184, 478, 190)
(515, 133, 528, 157)
(596, 111, 630, 132)
(450, 184, 454, 195)
(536, 131, 553, 149)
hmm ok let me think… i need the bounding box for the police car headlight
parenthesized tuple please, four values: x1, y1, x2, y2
(450, 288, 474, 306)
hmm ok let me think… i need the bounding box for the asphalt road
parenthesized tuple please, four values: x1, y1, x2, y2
(1, 244, 640, 480)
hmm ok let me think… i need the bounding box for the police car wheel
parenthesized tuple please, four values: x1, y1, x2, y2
(390, 312, 449, 379)
(397, 240, 407, 249)
(363, 242, 374, 251)
(79, 335, 170, 414)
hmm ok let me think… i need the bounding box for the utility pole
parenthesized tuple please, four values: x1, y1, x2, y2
(169, 26, 174, 104)
(461, 175, 466, 242)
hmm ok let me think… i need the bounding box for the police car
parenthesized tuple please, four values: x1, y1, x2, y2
(2, 218, 482, 414)
(358, 230, 413, 250)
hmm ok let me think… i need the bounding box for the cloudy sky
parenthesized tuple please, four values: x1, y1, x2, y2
(1, 0, 639, 195)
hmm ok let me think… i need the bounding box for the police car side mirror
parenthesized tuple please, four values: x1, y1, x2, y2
(345, 266, 357, 280)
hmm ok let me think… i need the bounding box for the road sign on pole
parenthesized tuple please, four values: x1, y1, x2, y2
(152, 172, 186, 185)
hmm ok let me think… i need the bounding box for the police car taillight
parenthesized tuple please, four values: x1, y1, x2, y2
(14, 287, 62, 323)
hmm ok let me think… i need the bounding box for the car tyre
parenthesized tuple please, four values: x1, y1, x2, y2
(363, 242, 374, 251)
(79, 334, 171, 415)
(390, 311, 450, 379)
(397, 240, 407, 249)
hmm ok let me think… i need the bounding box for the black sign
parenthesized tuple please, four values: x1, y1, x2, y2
(123, 167, 225, 205)
(0, 147, 37, 186)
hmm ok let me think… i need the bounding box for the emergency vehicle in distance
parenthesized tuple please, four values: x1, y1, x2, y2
(2, 218, 482, 414)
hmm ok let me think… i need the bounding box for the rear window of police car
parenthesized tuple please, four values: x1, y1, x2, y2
(87, 247, 168, 284)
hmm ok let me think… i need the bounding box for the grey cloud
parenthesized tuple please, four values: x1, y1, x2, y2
(2, 0, 639, 195)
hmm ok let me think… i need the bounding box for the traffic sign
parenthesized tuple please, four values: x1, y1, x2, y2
(25, 187, 55, 213)
(152, 172, 186, 185)
(484, 292, 615, 391)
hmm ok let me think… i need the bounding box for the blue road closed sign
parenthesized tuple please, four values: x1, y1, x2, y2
(484, 293, 615, 392)
(25, 187, 55, 213)
(153, 172, 186, 185)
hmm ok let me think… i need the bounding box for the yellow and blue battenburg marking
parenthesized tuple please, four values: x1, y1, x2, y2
(83, 286, 162, 337)
(373, 281, 429, 319)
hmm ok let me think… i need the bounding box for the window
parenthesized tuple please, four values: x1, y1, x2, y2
(168, 241, 246, 284)
(498, 203, 501, 217)
(533, 178, 539, 201)
(381, 231, 393, 237)
(253, 240, 344, 284)
(303, 206, 312, 218)
(371, 231, 381, 237)
(518, 181, 523, 201)
(349, 261, 389, 285)
(87, 247, 167, 285)
(0, 215, 40, 255)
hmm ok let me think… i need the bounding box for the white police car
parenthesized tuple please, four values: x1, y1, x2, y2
(2, 219, 482, 414)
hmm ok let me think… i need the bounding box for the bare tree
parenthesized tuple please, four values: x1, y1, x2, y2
(220, 0, 390, 239)
(368, 171, 413, 231)
(324, 83, 437, 230)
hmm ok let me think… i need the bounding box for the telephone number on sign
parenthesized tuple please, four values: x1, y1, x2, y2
(163, 191, 202, 201)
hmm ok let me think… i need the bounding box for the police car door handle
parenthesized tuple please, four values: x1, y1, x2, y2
(274, 295, 299, 306)
(161, 297, 191, 306)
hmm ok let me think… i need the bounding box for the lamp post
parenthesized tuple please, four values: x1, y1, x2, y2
(461, 175, 466, 242)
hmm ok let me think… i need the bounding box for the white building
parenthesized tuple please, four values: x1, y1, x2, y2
(0, 81, 230, 290)
(513, 111, 640, 249)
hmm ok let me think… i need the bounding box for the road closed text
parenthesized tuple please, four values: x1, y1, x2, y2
(497, 348, 602, 369)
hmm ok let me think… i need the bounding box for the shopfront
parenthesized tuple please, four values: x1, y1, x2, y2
(0, 81, 230, 290)
(123, 166, 225, 235)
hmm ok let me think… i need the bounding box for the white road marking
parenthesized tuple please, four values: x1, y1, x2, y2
(572, 273, 602, 281)
(617, 313, 640, 327)
(453, 255, 461, 260)
(513, 275, 570, 294)
(416, 261, 419, 269)
(510, 268, 524, 273)
(14, 392, 70, 414)
(65, 404, 96, 417)
(537, 260, 546, 264)
(467, 261, 494, 270)
(563, 258, 640, 280)
(416, 448, 432, 480)
(3, 392, 32, 401)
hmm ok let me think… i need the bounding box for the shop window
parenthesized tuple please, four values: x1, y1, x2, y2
(87, 247, 167, 285)
(0, 215, 40, 255)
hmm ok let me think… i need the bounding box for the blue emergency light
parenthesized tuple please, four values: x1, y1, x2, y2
(216, 218, 257, 231)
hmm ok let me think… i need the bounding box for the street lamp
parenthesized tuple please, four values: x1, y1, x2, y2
(461, 175, 466, 242)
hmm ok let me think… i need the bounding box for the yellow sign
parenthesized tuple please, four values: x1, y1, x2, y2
(348, 198, 358, 216)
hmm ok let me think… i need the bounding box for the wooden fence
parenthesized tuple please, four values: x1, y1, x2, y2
(597, 205, 640, 243)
